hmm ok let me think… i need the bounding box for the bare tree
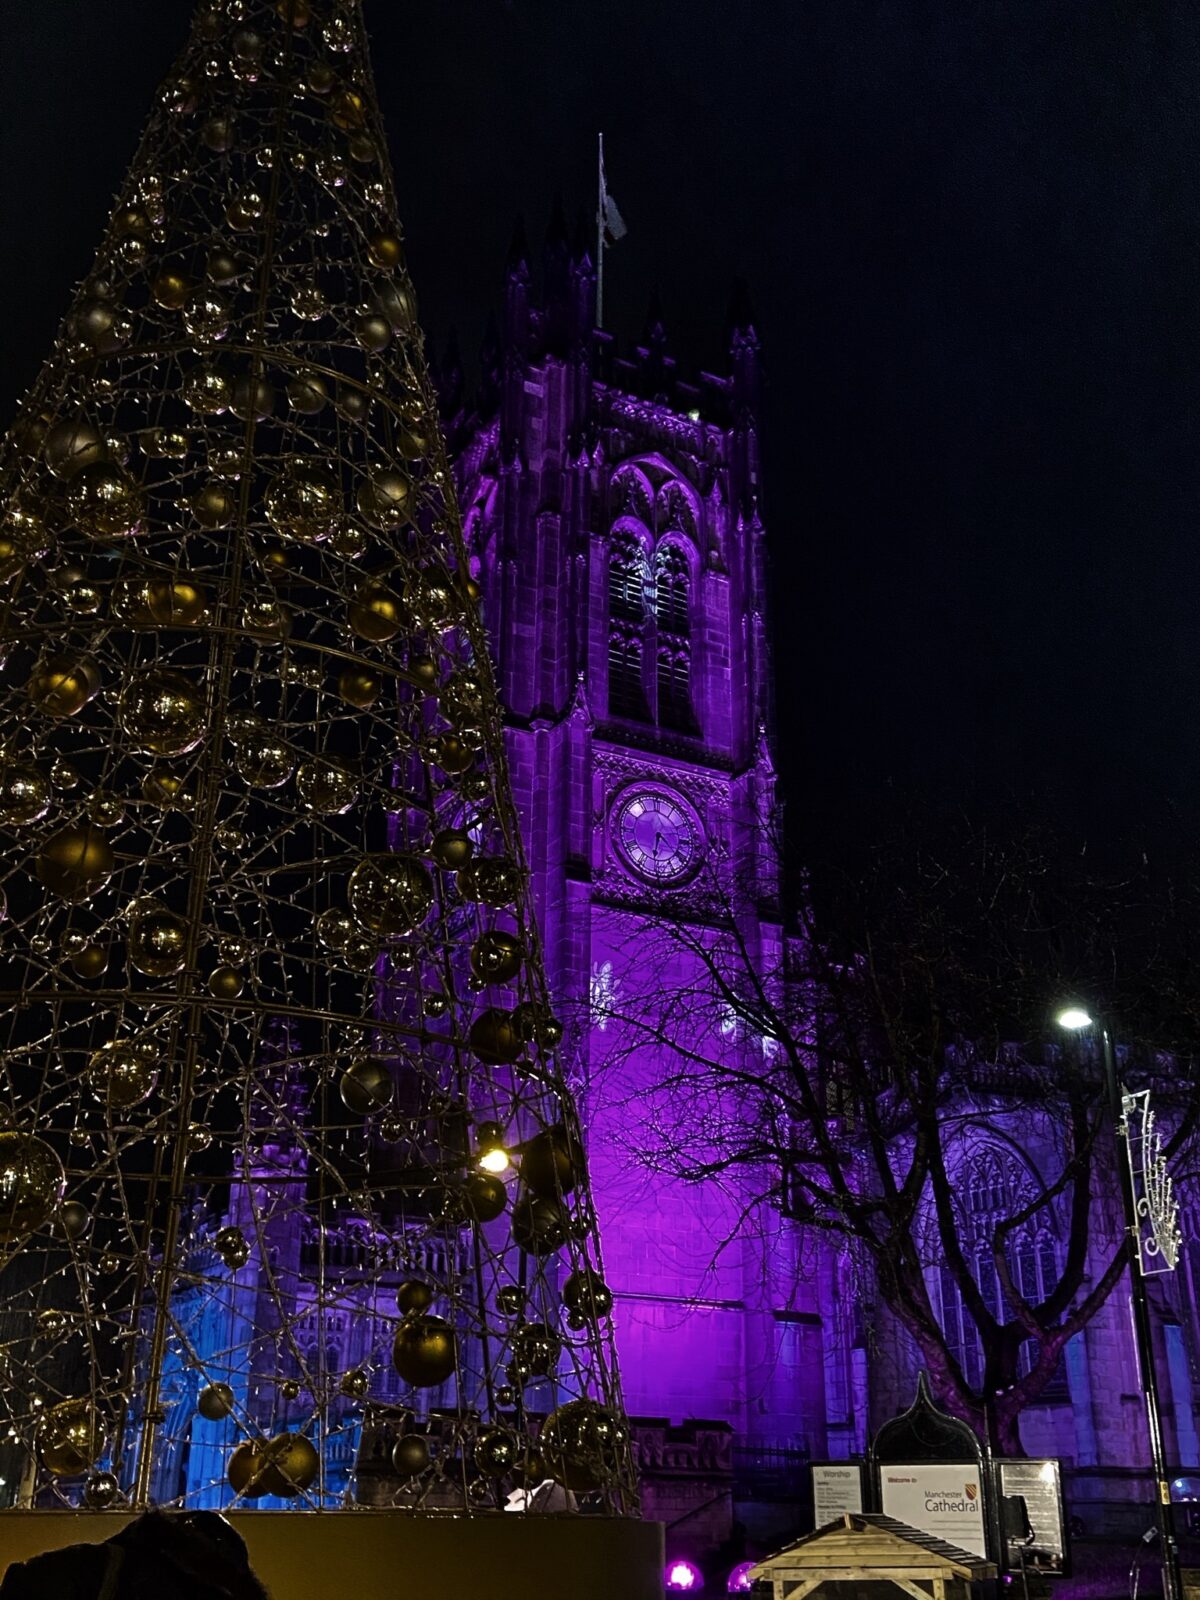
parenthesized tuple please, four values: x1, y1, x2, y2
(589, 807, 1200, 1453)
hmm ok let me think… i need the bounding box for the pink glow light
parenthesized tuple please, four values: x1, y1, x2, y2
(665, 1558, 704, 1592)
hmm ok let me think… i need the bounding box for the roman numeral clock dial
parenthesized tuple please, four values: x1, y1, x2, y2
(613, 788, 700, 885)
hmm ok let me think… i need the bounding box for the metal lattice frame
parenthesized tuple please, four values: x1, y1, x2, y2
(0, 0, 635, 1515)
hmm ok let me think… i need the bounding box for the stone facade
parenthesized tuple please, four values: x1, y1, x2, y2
(443, 214, 1200, 1561)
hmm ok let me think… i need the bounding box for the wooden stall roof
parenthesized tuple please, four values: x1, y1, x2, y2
(750, 1512, 997, 1589)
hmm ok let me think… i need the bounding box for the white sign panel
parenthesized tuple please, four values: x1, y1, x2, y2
(813, 1462, 864, 1524)
(998, 1459, 1066, 1575)
(880, 1463, 988, 1558)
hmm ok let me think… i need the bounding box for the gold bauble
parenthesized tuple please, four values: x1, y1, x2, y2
(86, 1041, 158, 1111)
(337, 666, 380, 708)
(27, 655, 101, 718)
(396, 1280, 435, 1315)
(356, 314, 391, 353)
(134, 579, 207, 628)
(142, 770, 194, 808)
(0, 1131, 65, 1242)
(539, 1400, 624, 1492)
(128, 902, 189, 978)
(72, 298, 131, 353)
(230, 374, 274, 421)
(260, 543, 290, 575)
(331, 88, 366, 129)
(430, 827, 473, 870)
(0, 507, 43, 580)
(406, 565, 461, 628)
(375, 279, 418, 332)
(191, 481, 236, 528)
(463, 856, 522, 907)
(152, 270, 190, 309)
(355, 470, 411, 530)
(261, 1432, 320, 1498)
(338, 386, 371, 423)
(339, 1368, 370, 1400)
(348, 578, 403, 642)
(66, 463, 143, 539)
(70, 944, 108, 979)
(236, 734, 294, 788)
(368, 231, 403, 270)
(428, 733, 473, 776)
(36, 825, 114, 902)
(347, 854, 433, 936)
(339, 1056, 393, 1115)
(470, 930, 523, 984)
(60, 1203, 91, 1235)
(265, 462, 341, 543)
(391, 1435, 430, 1477)
(206, 248, 242, 284)
(120, 669, 206, 757)
(393, 1315, 456, 1387)
(182, 289, 230, 340)
(60, 1199, 91, 1239)
(44, 418, 107, 481)
(216, 1225, 250, 1268)
(141, 428, 190, 459)
(37, 1398, 103, 1477)
(510, 1193, 569, 1257)
(197, 1381, 235, 1421)
(286, 371, 328, 413)
(209, 965, 244, 999)
(184, 367, 231, 414)
(348, 133, 377, 163)
(242, 598, 290, 640)
(468, 1008, 522, 1065)
(464, 1171, 507, 1223)
(201, 114, 236, 153)
(0, 764, 51, 825)
(228, 1441, 270, 1499)
(84, 1472, 120, 1509)
(296, 760, 357, 814)
(520, 1124, 584, 1198)
(409, 653, 439, 686)
(113, 204, 149, 236)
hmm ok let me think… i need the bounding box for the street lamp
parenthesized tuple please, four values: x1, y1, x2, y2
(1055, 1005, 1182, 1600)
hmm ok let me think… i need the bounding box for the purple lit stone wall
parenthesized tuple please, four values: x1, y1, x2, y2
(443, 218, 1200, 1542)
(446, 220, 840, 1473)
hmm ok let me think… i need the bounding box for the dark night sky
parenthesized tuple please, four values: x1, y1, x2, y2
(3, 2, 1199, 860)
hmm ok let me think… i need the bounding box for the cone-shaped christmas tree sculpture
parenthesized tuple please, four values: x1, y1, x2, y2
(0, 0, 634, 1516)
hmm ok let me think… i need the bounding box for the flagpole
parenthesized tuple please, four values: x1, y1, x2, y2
(596, 130, 605, 330)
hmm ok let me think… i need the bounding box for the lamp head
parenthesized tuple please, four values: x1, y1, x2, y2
(1055, 1006, 1094, 1032)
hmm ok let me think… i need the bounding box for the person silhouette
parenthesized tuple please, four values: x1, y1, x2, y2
(0, 1510, 270, 1600)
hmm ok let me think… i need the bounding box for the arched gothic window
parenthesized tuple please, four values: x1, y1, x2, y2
(654, 544, 696, 731)
(928, 1144, 1068, 1399)
(608, 533, 649, 719)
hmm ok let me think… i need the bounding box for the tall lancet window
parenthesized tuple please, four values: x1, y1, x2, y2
(608, 531, 649, 719)
(654, 542, 696, 731)
(926, 1144, 1068, 1401)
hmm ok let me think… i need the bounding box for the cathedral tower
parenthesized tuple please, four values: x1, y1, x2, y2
(454, 226, 839, 1480)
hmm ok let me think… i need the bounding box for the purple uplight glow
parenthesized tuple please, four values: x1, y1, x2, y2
(727, 1561, 755, 1593)
(666, 1558, 705, 1592)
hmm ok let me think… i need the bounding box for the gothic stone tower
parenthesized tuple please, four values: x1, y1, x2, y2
(450, 217, 845, 1495)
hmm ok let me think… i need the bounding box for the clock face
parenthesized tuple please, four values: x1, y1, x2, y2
(614, 789, 699, 885)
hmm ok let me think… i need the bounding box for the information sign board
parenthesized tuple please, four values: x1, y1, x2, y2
(812, 1461, 864, 1525)
(879, 1462, 988, 1558)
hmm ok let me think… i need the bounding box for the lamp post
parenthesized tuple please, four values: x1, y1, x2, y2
(1055, 1007, 1183, 1600)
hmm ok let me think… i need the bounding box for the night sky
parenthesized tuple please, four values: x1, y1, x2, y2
(3, 2, 1198, 861)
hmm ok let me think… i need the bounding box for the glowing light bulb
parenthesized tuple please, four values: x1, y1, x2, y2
(1055, 1007, 1093, 1031)
(478, 1146, 510, 1174)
